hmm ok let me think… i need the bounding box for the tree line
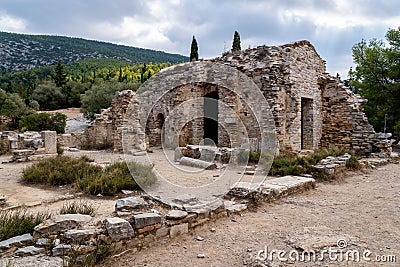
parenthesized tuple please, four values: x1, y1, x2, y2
(349, 26, 400, 136)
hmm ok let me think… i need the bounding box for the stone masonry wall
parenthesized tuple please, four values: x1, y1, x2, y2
(213, 40, 325, 153)
(319, 76, 375, 155)
(86, 40, 376, 156)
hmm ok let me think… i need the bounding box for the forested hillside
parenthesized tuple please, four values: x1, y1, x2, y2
(0, 31, 188, 73)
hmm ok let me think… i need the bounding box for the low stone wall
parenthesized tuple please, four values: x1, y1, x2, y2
(0, 177, 315, 261)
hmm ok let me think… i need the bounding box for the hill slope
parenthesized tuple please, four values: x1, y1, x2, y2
(0, 32, 188, 73)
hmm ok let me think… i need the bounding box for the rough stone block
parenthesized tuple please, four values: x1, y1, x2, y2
(132, 213, 162, 229)
(42, 131, 57, 154)
(115, 197, 149, 211)
(52, 244, 72, 256)
(105, 217, 135, 241)
(0, 233, 33, 250)
(166, 210, 188, 220)
(34, 214, 92, 235)
(170, 223, 189, 238)
(14, 246, 45, 256)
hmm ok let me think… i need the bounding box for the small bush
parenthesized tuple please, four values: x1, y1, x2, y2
(0, 209, 50, 241)
(22, 156, 100, 186)
(60, 201, 95, 216)
(236, 149, 249, 164)
(268, 149, 359, 180)
(67, 240, 113, 267)
(19, 112, 67, 133)
(76, 161, 156, 196)
(346, 155, 361, 170)
(22, 156, 156, 196)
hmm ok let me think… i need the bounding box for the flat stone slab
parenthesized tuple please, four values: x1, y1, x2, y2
(34, 214, 92, 235)
(166, 210, 188, 220)
(261, 176, 315, 197)
(65, 229, 97, 242)
(0, 233, 33, 250)
(172, 194, 198, 205)
(14, 246, 45, 256)
(179, 157, 217, 170)
(52, 244, 72, 256)
(105, 217, 135, 241)
(115, 196, 149, 211)
(132, 213, 162, 229)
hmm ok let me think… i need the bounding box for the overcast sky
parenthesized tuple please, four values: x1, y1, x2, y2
(1, 0, 399, 78)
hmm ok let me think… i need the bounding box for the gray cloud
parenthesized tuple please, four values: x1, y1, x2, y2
(1, 0, 399, 78)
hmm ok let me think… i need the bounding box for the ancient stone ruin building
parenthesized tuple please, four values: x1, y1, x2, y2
(85, 40, 384, 156)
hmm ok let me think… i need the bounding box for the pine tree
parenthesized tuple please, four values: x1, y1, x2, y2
(53, 60, 68, 87)
(190, 36, 199, 62)
(232, 31, 241, 52)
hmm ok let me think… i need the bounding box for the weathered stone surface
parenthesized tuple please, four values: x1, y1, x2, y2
(0, 233, 33, 249)
(42, 131, 57, 154)
(34, 214, 92, 235)
(172, 194, 198, 205)
(170, 223, 189, 238)
(14, 246, 45, 256)
(179, 157, 217, 170)
(64, 229, 97, 242)
(105, 217, 135, 240)
(132, 213, 162, 229)
(166, 210, 188, 220)
(115, 197, 149, 211)
(52, 244, 72, 256)
(260, 176, 315, 197)
(0, 255, 64, 267)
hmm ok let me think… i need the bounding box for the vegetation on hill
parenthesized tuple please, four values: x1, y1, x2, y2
(0, 31, 188, 73)
(349, 26, 400, 136)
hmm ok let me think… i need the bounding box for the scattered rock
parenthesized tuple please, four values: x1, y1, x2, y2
(196, 236, 204, 241)
(197, 254, 205, 258)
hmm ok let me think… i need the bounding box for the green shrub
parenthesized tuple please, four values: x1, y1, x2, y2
(0, 209, 50, 241)
(19, 112, 67, 133)
(60, 201, 95, 216)
(346, 155, 361, 170)
(76, 161, 156, 196)
(22, 156, 100, 186)
(22, 156, 156, 196)
(267, 149, 360, 180)
(236, 149, 249, 164)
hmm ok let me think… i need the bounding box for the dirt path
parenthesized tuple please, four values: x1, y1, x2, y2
(100, 164, 400, 267)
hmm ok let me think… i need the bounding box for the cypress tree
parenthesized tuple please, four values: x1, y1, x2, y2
(232, 31, 241, 52)
(53, 60, 68, 87)
(190, 36, 199, 62)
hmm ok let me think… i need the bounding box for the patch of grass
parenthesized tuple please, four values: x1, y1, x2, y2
(66, 241, 113, 267)
(60, 201, 95, 216)
(22, 156, 156, 196)
(346, 155, 361, 170)
(267, 149, 360, 180)
(0, 209, 50, 241)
